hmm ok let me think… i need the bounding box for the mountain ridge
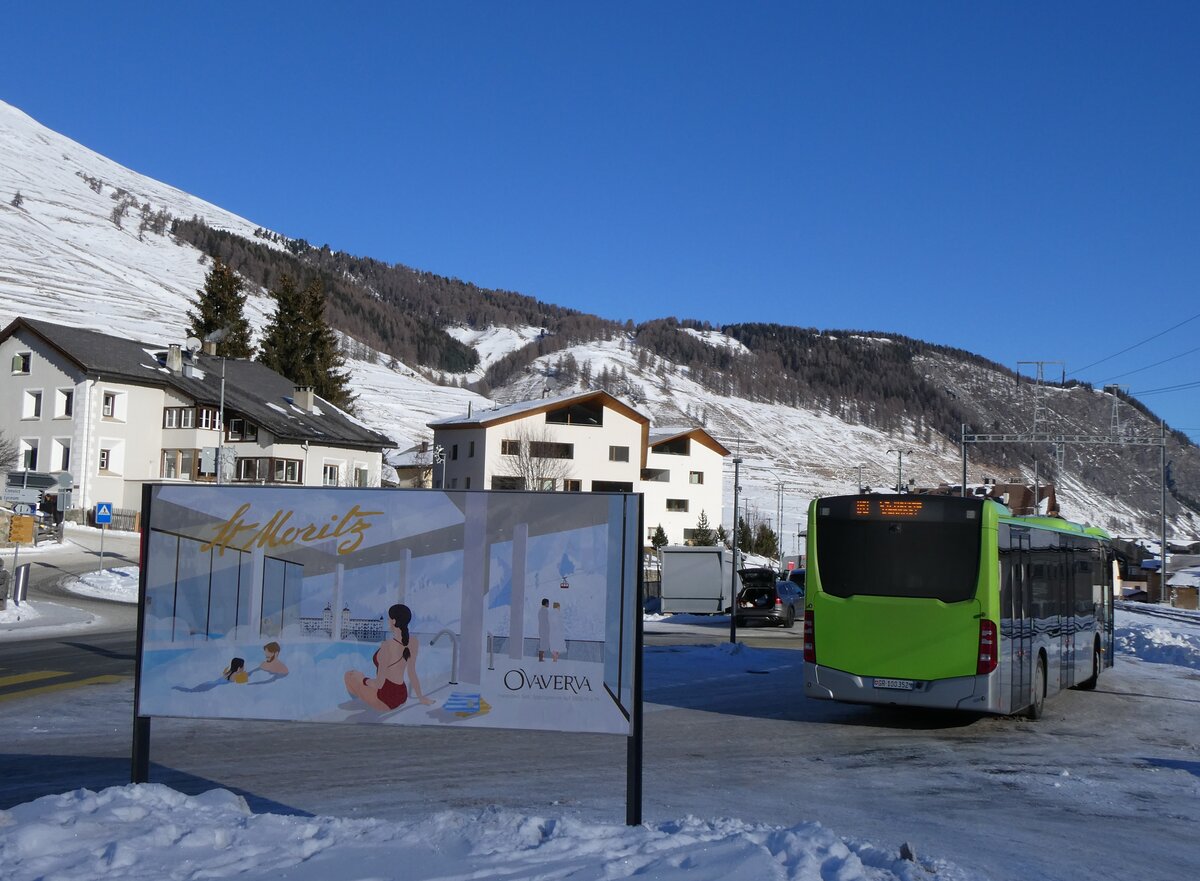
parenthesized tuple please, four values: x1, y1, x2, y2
(1, 97, 1196, 541)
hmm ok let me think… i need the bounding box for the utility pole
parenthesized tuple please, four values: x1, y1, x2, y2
(729, 454, 742, 644)
(1161, 420, 1169, 604)
(887, 449, 912, 493)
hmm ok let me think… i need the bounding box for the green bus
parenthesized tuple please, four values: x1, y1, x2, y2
(803, 494, 1114, 717)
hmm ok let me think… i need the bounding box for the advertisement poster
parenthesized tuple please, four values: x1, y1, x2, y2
(136, 485, 640, 736)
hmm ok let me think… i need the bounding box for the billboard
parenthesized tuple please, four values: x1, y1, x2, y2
(136, 485, 641, 735)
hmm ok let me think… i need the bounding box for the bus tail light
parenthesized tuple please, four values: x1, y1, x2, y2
(803, 610, 815, 663)
(977, 619, 998, 675)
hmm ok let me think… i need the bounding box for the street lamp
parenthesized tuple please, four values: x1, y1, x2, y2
(204, 329, 229, 484)
(887, 449, 912, 493)
(729, 455, 743, 644)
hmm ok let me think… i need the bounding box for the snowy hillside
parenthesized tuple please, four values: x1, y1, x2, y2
(0, 97, 1193, 541)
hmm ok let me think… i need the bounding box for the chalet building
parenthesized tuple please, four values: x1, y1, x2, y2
(429, 390, 728, 546)
(0, 317, 392, 511)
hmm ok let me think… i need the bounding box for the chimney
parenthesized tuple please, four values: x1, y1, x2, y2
(166, 344, 183, 373)
(294, 386, 315, 412)
(202, 340, 218, 356)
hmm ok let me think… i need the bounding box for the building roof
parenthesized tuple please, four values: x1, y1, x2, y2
(429, 389, 649, 430)
(2, 317, 392, 451)
(648, 425, 731, 457)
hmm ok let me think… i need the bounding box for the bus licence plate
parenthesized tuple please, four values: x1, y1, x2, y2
(873, 678, 914, 691)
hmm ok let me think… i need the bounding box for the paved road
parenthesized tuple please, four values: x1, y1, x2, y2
(0, 527, 140, 700)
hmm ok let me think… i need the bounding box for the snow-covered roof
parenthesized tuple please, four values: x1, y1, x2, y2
(429, 389, 648, 429)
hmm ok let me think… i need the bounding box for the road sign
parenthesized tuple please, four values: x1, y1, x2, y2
(2, 486, 42, 504)
(11, 502, 35, 516)
(5, 471, 60, 490)
(95, 502, 114, 525)
(8, 515, 34, 543)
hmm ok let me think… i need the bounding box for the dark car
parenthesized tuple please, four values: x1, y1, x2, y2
(734, 568, 804, 628)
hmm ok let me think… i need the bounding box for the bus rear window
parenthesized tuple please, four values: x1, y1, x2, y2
(816, 517, 982, 603)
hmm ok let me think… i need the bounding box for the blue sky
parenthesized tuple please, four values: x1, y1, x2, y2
(2, 2, 1198, 438)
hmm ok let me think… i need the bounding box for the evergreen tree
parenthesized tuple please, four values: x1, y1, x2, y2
(257, 274, 307, 381)
(187, 259, 253, 357)
(300, 276, 355, 410)
(651, 524, 668, 550)
(692, 510, 716, 546)
(736, 516, 753, 556)
(716, 524, 729, 548)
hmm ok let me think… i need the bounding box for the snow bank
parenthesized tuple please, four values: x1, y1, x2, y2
(0, 784, 975, 881)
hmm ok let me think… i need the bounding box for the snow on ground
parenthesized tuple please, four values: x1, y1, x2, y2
(0, 783, 968, 881)
(446, 324, 547, 382)
(1, 598, 1197, 880)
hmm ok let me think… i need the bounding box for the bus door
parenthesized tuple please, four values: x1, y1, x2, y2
(1008, 531, 1032, 713)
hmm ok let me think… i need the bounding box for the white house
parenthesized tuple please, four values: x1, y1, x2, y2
(428, 390, 728, 547)
(0, 317, 393, 513)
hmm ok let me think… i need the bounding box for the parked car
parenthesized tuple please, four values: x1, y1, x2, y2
(784, 568, 806, 591)
(734, 569, 804, 628)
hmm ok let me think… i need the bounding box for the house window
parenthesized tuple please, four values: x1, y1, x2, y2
(451, 444, 459, 461)
(54, 438, 71, 471)
(464, 476, 471, 489)
(640, 468, 670, 482)
(161, 449, 196, 480)
(163, 407, 197, 429)
(198, 407, 219, 430)
(469, 441, 475, 457)
(323, 463, 340, 486)
(102, 392, 116, 418)
(237, 458, 268, 482)
(491, 476, 524, 490)
(450, 478, 458, 489)
(666, 498, 690, 513)
(609, 445, 630, 462)
(538, 478, 556, 491)
(689, 471, 704, 484)
(56, 389, 73, 417)
(22, 390, 42, 419)
(98, 448, 111, 471)
(274, 459, 300, 483)
(653, 437, 690, 456)
(563, 479, 582, 492)
(12, 352, 31, 374)
(20, 439, 38, 470)
(354, 466, 369, 487)
(591, 480, 633, 492)
(226, 418, 257, 441)
(501, 439, 520, 456)
(530, 441, 573, 459)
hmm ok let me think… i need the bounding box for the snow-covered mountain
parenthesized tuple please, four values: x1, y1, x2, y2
(1, 98, 1195, 543)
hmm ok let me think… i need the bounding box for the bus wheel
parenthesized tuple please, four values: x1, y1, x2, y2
(1076, 642, 1100, 691)
(1027, 656, 1047, 720)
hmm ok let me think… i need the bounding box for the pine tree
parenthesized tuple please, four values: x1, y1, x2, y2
(300, 276, 355, 410)
(692, 510, 715, 546)
(187, 259, 253, 357)
(257, 274, 307, 381)
(716, 524, 729, 548)
(651, 524, 668, 550)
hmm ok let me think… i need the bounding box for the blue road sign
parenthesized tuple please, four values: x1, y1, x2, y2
(95, 502, 113, 525)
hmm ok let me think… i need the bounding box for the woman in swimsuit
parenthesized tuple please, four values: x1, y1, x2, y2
(343, 603, 435, 711)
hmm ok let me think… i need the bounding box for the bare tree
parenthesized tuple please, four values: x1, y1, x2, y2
(497, 425, 576, 490)
(0, 431, 18, 473)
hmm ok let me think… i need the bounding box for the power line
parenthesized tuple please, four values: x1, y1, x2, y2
(1097, 343, 1200, 383)
(1074, 309, 1200, 375)
(1130, 379, 1200, 396)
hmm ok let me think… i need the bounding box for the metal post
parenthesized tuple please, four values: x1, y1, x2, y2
(98, 524, 106, 574)
(626, 495, 645, 826)
(216, 356, 226, 484)
(729, 456, 742, 644)
(1033, 458, 1039, 516)
(887, 449, 912, 493)
(961, 424, 968, 497)
(1161, 421, 1169, 605)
